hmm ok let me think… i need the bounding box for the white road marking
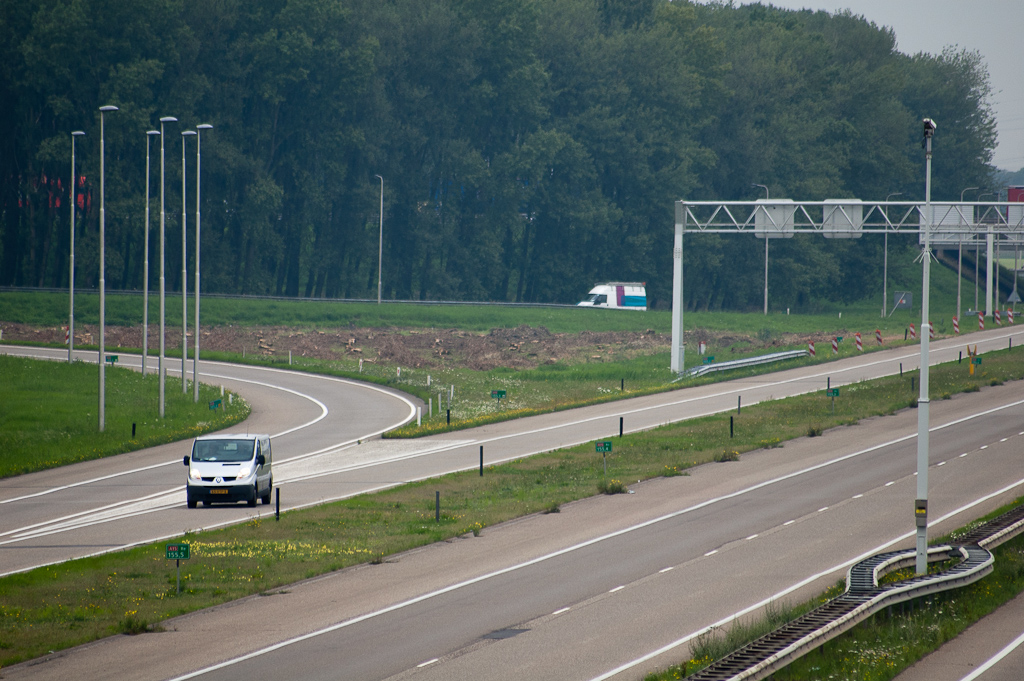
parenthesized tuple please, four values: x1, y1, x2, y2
(704, 550, 718, 557)
(958, 629, 1024, 681)
(588, 476, 1024, 681)
(659, 567, 674, 573)
(417, 659, 439, 668)
(852, 494, 864, 499)
(552, 607, 570, 615)
(609, 586, 625, 593)
(817, 507, 828, 512)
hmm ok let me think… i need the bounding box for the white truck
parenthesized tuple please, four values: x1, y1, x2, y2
(577, 282, 647, 310)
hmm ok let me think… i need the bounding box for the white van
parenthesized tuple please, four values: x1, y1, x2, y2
(184, 434, 273, 508)
(577, 282, 647, 310)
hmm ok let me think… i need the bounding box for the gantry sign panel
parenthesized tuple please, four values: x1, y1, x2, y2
(669, 200, 1024, 374)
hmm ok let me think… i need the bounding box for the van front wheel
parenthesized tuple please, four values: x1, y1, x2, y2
(247, 485, 258, 507)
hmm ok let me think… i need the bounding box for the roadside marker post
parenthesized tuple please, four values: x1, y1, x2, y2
(166, 543, 191, 594)
(909, 324, 916, 340)
(979, 313, 985, 331)
(596, 441, 612, 475)
(831, 338, 838, 354)
(808, 341, 815, 357)
(855, 333, 862, 352)
(490, 389, 506, 410)
(826, 387, 839, 414)
(953, 316, 959, 334)
(995, 310, 1002, 326)
(875, 329, 882, 345)
(479, 445, 484, 477)
(928, 321, 934, 340)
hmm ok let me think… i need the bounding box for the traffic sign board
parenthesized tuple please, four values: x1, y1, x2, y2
(491, 390, 506, 399)
(166, 543, 190, 560)
(826, 388, 839, 397)
(972, 357, 982, 365)
(595, 441, 612, 453)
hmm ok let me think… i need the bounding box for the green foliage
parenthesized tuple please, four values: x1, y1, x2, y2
(0, 0, 996, 311)
(0, 355, 249, 477)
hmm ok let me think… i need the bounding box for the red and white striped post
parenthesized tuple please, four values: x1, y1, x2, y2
(952, 316, 959, 334)
(64, 327, 70, 346)
(995, 310, 1002, 325)
(979, 313, 985, 331)
(875, 329, 882, 345)
(831, 337, 839, 354)
(909, 323, 916, 340)
(1009, 310, 1015, 325)
(928, 321, 934, 339)
(855, 332, 863, 352)
(808, 341, 816, 357)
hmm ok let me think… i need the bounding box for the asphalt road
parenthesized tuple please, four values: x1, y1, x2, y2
(4, 372, 1023, 681)
(3, 325, 1021, 578)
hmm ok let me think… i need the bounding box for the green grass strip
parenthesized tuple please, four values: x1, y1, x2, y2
(0, 349, 1021, 669)
(0, 356, 250, 478)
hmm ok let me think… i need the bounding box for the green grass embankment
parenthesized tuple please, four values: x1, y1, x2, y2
(1, 347, 1021, 668)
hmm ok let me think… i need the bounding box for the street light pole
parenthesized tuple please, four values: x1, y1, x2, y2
(916, 118, 936, 575)
(143, 130, 160, 375)
(98, 105, 118, 432)
(884, 192, 903, 318)
(978, 192, 995, 315)
(181, 130, 196, 393)
(69, 130, 85, 363)
(375, 174, 383, 305)
(957, 187, 979, 323)
(752, 184, 769, 315)
(193, 124, 212, 402)
(158, 116, 177, 418)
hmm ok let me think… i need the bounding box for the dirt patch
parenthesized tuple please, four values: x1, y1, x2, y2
(0, 321, 884, 371)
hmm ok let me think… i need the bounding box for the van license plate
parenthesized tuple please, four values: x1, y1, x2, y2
(210, 489, 229, 494)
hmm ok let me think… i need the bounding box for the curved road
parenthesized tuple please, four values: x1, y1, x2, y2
(1, 326, 1023, 681)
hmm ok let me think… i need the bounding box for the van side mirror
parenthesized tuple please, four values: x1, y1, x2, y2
(183, 456, 190, 466)
(256, 454, 266, 467)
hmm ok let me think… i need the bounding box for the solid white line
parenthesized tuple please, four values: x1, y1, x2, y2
(958, 629, 1024, 681)
(587, 475, 1024, 681)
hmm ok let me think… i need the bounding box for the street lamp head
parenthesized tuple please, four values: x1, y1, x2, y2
(182, 130, 197, 137)
(72, 130, 85, 137)
(197, 123, 213, 130)
(159, 116, 177, 123)
(147, 130, 160, 136)
(99, 105, 118, 112)
(922, 118, 936, 138)
(885, 191, 903, 202)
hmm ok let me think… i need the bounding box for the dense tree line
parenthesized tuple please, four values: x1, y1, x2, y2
(0, 0, 996, 310)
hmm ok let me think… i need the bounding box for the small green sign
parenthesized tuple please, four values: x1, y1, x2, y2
(491, 390, 506, 399)
(595, 441, 612, 453)
(972, 357, 982, 365)
(105, 355, 118, 364)
(208, 399, 222, 410)
(836, 336, 844, 342)
(166, 543, 190, 560)
(826, 388, 840, 397)
(703, 356, 715, 364)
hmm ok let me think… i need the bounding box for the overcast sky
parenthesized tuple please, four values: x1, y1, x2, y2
(732, 0, 1024, 171)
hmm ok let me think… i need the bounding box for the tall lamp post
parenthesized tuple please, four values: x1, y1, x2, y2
(98, 105, 118, 432)
(69, 130, 85, 363)
(181, 130, 196, 393)
(375, 174, 384, 305)
(158, 116, 177, 418)
(143, 130, 160, 375)
(916, 117, 936, 575)
(193, 124, 212, 402)
(883, 192, 903, 317)
(957, 187, 979, 323)
(978, 191, 995, 315)
(752, 183, 770, 315)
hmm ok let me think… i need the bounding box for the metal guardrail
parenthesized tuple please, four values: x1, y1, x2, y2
(685, 503, 1024, 681)
(683, 349, 809, 378)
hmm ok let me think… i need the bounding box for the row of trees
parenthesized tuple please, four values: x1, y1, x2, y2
(0, 0, 996, 310)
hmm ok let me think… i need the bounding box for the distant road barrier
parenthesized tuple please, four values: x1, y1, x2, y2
(683, 349, 809, 378)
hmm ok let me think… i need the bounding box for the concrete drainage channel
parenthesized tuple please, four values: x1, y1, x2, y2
(686, 504, 1024, 681)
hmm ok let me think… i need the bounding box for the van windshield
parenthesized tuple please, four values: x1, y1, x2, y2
(192, 439, 255, 463)
(580, 294, 607, 304)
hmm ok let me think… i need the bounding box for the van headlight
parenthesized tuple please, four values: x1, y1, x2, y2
(235, 463, 255, 479)
(189, 469, 202, 480)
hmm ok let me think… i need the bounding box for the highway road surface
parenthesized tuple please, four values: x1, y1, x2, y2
(1, 326, 1023, 680)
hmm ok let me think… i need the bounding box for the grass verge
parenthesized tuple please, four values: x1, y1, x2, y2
(644, 499, 1024, 681)
(1, 348, 1022, 668)
(0, 355, 249, 478)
